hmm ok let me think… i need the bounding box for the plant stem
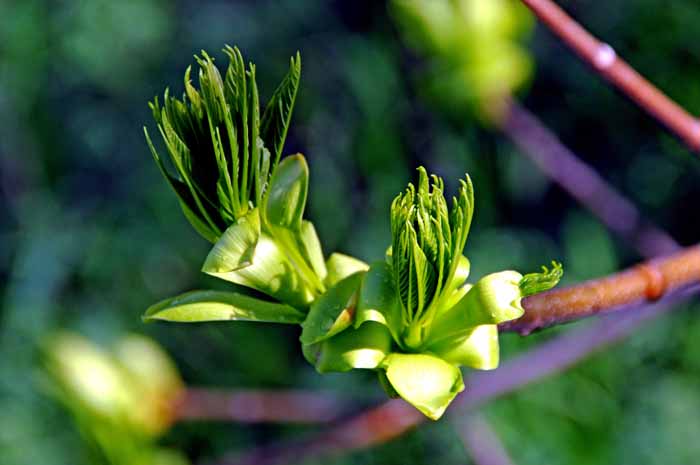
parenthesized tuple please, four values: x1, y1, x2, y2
(502, 244, 700, 335)
(519, 0, 700, 151)
(500, 99, 679, 259)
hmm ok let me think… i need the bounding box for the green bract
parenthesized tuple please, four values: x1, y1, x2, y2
(142, 46, 562, 421)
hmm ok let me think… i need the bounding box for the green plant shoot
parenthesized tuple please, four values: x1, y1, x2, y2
(143, 46, 562, 421)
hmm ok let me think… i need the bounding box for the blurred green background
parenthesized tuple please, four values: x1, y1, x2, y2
(2, 0, 700, 464)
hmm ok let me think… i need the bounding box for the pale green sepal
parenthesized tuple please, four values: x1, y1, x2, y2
(204, 233, 314, 308)
(264, 154, 308, 231)
(202, 209, 261, 273)
(298, 220, 328, 281)
(381, 353, 464, 420)
(461, 271, 525, 324)
(300, 272, 364, 345)
(312, 322, 392, 373)
(428, 325, 499, 370)
(143, 290, 306, 324)
(355, 261, 402, 343)
(428, 271, 524, 345)
(325, 253, 369, 288)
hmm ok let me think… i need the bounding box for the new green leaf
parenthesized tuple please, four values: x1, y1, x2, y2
(144, 290, 305, 324)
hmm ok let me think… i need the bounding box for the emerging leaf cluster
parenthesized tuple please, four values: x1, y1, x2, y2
(390, 167, 474, 346)
(145, 46, 300, 242)
(141, 46, 563, 421)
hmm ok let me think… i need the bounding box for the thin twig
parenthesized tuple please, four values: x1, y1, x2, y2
(500, 100, 679, 259)
(212, 284, 699, 465)
(520, 0, 700, 151)
(174, 388, 349, 424)
(455, 414, 516, 465)
(503, 244, 700, 334)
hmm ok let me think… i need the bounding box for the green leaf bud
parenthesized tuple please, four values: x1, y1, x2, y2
(389, 167, 474, 348)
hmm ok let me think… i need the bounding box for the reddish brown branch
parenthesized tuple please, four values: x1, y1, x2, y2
(520, 0, 700, 151)
(502, 244, 700, 334)
(216, 284, 698, 465)
(501, 100, 679, 259)
(175, 388, 348, 424)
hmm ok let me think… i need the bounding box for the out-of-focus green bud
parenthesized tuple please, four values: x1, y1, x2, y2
(45, 332, 183, 438)
(380, 353, 464, 420)
(114, 335, 184, 436)
(390, 0, 534, 123)
(144, 46, 301, 242)
(47, 332, 134, 419)
(390, 167, 473, 348)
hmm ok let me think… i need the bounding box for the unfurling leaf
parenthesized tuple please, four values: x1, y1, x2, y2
(145, 46, 301, 242)
(519, 261, 563, 297)
(143, 290, 305, 324)
(260, 52, 301, 165)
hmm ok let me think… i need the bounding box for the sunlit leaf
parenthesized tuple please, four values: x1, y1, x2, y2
(143, 290, 305, 324)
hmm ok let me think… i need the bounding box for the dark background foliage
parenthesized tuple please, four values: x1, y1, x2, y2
(1, 1, 699, 463)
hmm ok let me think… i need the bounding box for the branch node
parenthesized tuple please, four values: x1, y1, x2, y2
(593, 43, 616, 71)
(636, 263, 667, 301)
